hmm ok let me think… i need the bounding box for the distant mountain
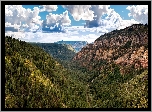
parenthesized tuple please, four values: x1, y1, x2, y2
(54, 41, 88, 52)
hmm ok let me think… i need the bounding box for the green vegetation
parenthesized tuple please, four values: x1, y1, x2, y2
(5, 36, 148, 108)
(88, 63, 148, 108)
(123, 41, 132, 49)
(5, 36, 87, 108)
(30, 43, 76, 61)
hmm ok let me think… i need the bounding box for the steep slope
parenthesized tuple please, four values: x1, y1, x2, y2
(5, 36, 88, 108)
(5, 22, 149, 108)
(71, 24, 148, 108)
(88, 67, 148, 108)
(73, 24, 148, 73)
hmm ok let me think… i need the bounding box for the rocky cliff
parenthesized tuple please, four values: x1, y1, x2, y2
(73, 24, 148, 74)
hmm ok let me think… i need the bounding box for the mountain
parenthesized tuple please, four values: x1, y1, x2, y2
(54, 41, 88, 52)
(5, 36, 89, 108)
(73, 24, 148, 73)
(4, 23, 149, 108)
(71, 24, 148, 108)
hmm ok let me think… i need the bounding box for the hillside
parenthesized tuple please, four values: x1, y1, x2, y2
(55, 41, 88, 52)
(73, 24, 148, 73)
(5, 36, 89, 108)
(5, 23, 149, 108)
(71, 23, 148, 108)
(30, 43, 76, 62)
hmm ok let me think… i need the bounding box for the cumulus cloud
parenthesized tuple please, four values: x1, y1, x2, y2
(42, 10, 71, 33)
(39, 5, 58, 12)
(83, 5, 122, 29)
(5, 5, 42, 32)
(62, 5, 142, 31)
(126, 5, 148, 24)
(84, 5, 110, 28)
(84, 7, 140, 32)
(5, 5, 147, 44)
(62, 5, 94, 21)
(5, 5, 70, 33)
(62, 5, 110, 28)
(5, 5, 25, 25)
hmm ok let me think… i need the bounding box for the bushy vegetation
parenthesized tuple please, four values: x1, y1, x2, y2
(30, 43, 76, 61)
(88, 64, 148, 108)
(5, 36, 148, 108)
(5, 36, 88, 108)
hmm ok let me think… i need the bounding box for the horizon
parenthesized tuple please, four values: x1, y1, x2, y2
(5, 23, 147, 44)
(5, 5, 148, 43)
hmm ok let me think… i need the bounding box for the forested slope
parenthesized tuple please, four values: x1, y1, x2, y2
(5, 23, 149, 108)
(30, 43, 76, 61)
(5, 36, 89, 108)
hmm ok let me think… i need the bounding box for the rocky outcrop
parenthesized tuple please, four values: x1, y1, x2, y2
(73, 24, 148, 73)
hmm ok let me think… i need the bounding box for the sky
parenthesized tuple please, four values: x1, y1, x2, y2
(5, 5, 148, 43)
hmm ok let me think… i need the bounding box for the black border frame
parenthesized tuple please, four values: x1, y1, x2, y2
(1, 1, 151, 111)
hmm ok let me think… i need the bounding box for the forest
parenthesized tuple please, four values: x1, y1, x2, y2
(5, 24, 148, 109)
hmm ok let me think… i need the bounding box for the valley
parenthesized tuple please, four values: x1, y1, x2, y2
(5, 24, 148, 108)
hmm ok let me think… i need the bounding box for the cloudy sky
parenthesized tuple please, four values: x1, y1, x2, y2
(5, 5, 148, 43)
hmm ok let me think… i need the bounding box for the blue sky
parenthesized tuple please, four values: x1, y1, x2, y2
(5, 5, 148, 43)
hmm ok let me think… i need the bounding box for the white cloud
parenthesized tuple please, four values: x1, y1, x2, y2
(42, 10, 71, 32)
(5, 22, 20, 32)
(63, 5, 142, 32)
(91, 5, 110, 20)
(94, 27, 109, 33)
(46, 11, 71, 26)
(64, 26, 109, 37)
(28, 23, 40, 32)
(85, 8, 140, 32)
(5, 5, 42, 32)
(24, 7, 42, 26)
(80, 34, 101, 43)
(62, 5, 110, 23)
(6, 5, 25, 24)
(5, 31, 26, 39)
(126, 5, 148, 24)
(62, 5, 94, 21)
(22, 24, 29, 28)
(5, 26, 102, 43)
(5, 5, 148, 44)
(84, 5, 110, 28)
(39, 5, 58, 12)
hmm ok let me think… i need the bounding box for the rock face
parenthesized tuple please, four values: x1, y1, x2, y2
(73, 24, 148, 73)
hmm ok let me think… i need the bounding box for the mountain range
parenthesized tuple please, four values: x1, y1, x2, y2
(4, 23, 149, 109)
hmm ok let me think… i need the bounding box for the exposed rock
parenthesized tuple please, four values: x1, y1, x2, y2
(73, 24, 148, 73)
